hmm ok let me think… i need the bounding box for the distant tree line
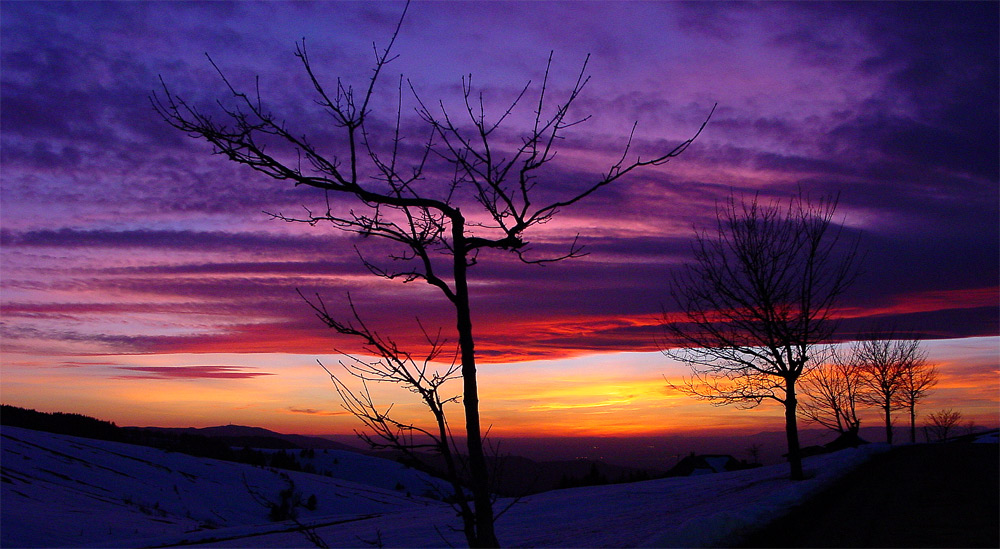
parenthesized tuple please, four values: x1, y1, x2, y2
(1, 404, 125, 441)
(555, 462, 657, 490)
(798, 332, 938, 445)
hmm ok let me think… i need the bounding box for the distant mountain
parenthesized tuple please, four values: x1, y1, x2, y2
(139, 425, 358, 451)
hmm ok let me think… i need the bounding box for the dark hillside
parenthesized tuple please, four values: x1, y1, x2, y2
(0, 405, 337, 473)
(140, 425, 357, 451)
(739, 441, 999, 548)
(0, 404, 124, 441)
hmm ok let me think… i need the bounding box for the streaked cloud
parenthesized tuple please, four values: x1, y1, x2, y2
(1, 1, 995, 433)
(112, 365, 274, 380)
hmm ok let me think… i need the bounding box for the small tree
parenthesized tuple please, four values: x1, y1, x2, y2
(307, 295, 487, 536)
(245, 473, 327, 548)
(663, 192, 859, 480)
(897, 343, 936, 443)
(799, 348, 865, 436)
(154, 3, 711, 544)
(926, 409, 962, 442)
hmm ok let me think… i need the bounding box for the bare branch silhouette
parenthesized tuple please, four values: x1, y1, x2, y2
(926, 408, 962, 442)
(153, 2, 709, 543)
(854, 331, 924, 445)
(799, 347, 865, 435)
(662, 191, 860, 480)
(898, 343, 937, 444)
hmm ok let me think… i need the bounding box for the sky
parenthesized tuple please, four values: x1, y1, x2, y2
(2, 1, 998, 437)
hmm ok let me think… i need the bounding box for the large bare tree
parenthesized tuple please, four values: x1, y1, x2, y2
(153, 4, 710, 546)
(663, 193, 859, 480)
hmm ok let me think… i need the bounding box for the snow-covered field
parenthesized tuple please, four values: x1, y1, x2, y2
(1, 425, 887, 547)
(256, 447, 457, 499)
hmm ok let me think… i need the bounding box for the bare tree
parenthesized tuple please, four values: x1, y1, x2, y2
(855, 335, 921, 445)
(663, 192, 859, 480)
(798, 348, 865, 436)
(153, 4, 710, 545)
(897, 342, 936, 443)
(926, 408, 962, 442)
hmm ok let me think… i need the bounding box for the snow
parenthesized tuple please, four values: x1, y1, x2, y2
(1, 426, 442, 548)
(2, 425, 888, 547)
(701, 456, 731, 473)
(256, 448, 456, 499)
(973, 431, 999, 444)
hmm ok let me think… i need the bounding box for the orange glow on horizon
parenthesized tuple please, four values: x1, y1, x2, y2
(2, 337, 996, 439)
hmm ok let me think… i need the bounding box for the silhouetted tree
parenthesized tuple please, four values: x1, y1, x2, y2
(897, 344, 936, 443)
(153, 3, 710, 545)
(855, 334, 922, 445)
(663, 193, 859, 480)
(926, 409, 962, 442)
(799, 348, 865, 435)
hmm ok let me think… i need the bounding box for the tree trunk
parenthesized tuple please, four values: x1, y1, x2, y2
(452, 222, 499, 548)
(883, 403, 894, 445)
(909, 404, 916, 444)
(784, 377, 804, 480)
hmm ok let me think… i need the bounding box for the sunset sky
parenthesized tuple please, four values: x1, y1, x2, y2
(2, 1, 997, 438)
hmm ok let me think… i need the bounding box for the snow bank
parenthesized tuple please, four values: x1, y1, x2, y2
(647, 444, 888, 547)
(0, 426, 442, 548)
(2, 425, 887, 548)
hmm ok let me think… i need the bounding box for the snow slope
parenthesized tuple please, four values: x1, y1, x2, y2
(256, 448, 456, 499)
(1, 425, 887, 547)
(201, 445, 887, 548)
(0, 426, 445, 548)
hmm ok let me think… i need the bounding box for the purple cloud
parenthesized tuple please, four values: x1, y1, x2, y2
(0, 1, 995, 364)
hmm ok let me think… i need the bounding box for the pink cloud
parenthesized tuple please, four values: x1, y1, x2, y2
(112, 365, 274, 380)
